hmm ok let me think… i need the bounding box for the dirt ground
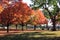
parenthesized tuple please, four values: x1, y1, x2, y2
(0, 29, 42, 36)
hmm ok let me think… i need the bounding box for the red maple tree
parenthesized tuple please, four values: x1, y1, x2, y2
(12, 2, 35, 24)
(31, 9, 48, 30)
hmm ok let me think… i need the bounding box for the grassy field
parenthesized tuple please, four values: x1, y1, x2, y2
(0, 31, 60, 40)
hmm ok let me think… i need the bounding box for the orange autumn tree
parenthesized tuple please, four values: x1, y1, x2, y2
(31, 9, 48, 30)
(0, 2, 20, 32)
(35, 9, 48, 24)
(0, 4, 4, 13)
(0, 4, 4, 24)
(12, 1, 35, 30)
(0, 0, 35, 31)
(1, 6, 15, 33)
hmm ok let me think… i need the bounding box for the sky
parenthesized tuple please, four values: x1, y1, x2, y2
(23, 0, 32, 6)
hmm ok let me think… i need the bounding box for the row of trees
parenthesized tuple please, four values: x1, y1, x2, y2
(30, 0, 60, 31)
(0, 0, 47, 33)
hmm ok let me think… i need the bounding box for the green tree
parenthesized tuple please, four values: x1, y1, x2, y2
(43, 10, 50, 19)
(30, 0, 60, 31)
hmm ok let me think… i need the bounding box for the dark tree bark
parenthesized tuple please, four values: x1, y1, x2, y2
(26, 24, 27, 30)
(42, 26, 44, 30)
(21, 22, 24, 31)
(51, 16, 56, 31)
(7, 24, 9, 33)
(45, 8, 56, 31)
(34, 25, 36, 30)
(52, 22, 56, 31)
(16, 24, 18, 30)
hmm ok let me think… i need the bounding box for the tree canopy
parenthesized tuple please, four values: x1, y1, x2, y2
(30, 0, 60, 31)
(30, 0, 60, 16)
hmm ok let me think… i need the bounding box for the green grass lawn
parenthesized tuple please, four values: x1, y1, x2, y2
(0, 31, 60, 40)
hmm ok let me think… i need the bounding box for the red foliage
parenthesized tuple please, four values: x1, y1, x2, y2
(0, 1, 48, 25)
(0, 4, 3, 13)
(0, 6, 15, 25)
(12, 2, 35, 24)
(32, 9, 48, 25)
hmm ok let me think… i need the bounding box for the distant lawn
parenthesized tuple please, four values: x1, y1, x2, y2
(0, 31, 60, 40)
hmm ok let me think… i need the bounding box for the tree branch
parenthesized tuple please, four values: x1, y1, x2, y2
(45, 8, 53, 19)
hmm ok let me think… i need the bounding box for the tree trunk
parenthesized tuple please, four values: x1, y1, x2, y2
(22, 25, 23, 31)
(16, 24, 18, 30)
(26, 24, 27, 30)
(51, 17, 56, 31)
(34, 25, 36, 30)
(7, 24, 9, 33)
(21, 23, 24, 31)
(42, 27, 44, 30)
(45, 7, 58, 31)
(52, 22, 56, 31)
(46, 24, 49, 30)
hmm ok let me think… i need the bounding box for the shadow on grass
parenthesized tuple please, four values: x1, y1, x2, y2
(0, 32, 60, 40)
